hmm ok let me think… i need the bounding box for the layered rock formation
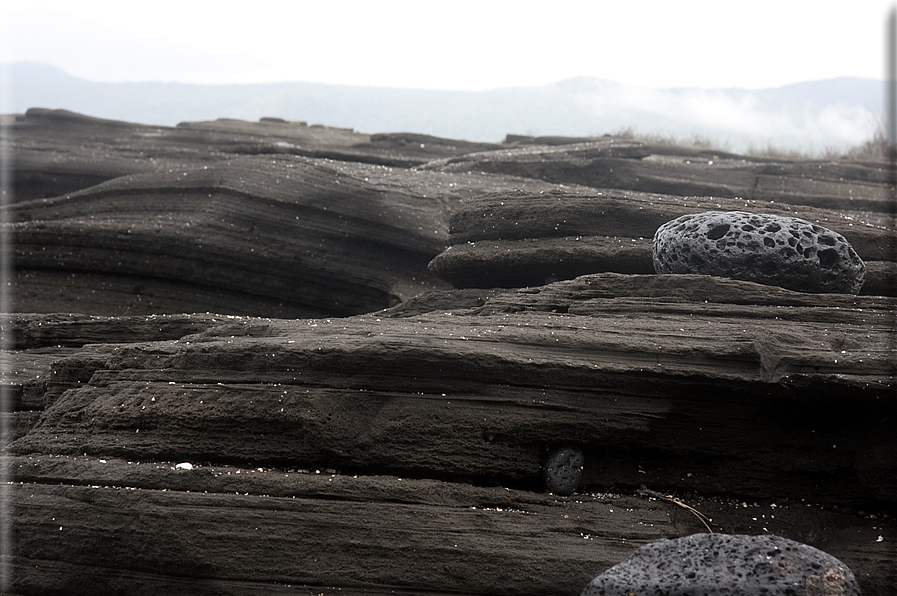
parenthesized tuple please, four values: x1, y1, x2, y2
(426, 190, 893, 294)
(9, 109, 568, 317)
(421, 136, 893, 215)
(3, 110, 896, 595)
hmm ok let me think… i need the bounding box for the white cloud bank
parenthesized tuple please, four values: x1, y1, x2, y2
(571, 83, 882, 154)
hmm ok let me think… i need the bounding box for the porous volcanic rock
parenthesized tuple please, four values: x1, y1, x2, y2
(581, 533, 861, 596)
(653, 211, 867, 294)
(542, 445, 584, 495)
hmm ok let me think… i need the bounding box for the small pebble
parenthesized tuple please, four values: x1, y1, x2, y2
(543, 446, 584, 495)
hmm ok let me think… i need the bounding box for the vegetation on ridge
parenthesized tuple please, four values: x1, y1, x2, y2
(614, 126, 894, 162)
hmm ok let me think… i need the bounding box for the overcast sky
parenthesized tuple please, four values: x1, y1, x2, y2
(3, 1, 896, 91)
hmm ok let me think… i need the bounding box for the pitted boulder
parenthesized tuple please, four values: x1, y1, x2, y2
(653, 211, 866, 293)
(581, 533, 861, 596)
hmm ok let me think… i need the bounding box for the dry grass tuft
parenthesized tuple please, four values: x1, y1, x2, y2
(613, 126, 726, 152)
(612, 126, 896, 163)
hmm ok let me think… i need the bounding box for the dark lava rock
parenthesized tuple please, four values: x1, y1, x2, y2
(10, 110, 592, 317)
(581, 533, 862, 596)
(653, 211, 866, 294)
(542, 446, 584, 495)
(15, 277, 896, 506)
(7, 110, 897, 595)
(427, 191, 892, 292)
(423, 136, 894, 214)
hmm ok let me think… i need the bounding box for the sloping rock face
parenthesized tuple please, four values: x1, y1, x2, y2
(8, 110, 897, 316)
(7, 109, 569, 317)
(3, 111, 896, 595)
(10, 108, 505, 203)
(11, 156, 451, 317)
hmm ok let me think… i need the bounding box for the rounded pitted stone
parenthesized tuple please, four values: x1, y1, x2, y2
(581, 533, 861, 596)
(653, 211, 866, 293)
(542, 445, 584, 495)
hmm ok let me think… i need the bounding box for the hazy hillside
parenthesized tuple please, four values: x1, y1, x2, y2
(2, 62, 884, 154)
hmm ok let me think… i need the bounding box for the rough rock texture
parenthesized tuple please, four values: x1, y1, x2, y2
(10, 275, 896, 497)
(6, 274, 897, 593)
(427, 191, 893, 294)
(7, 110, 570, 316)
(581, 533, 861, 596)
(543, 446, 585, 496)
(10, 108, 504, 203)
(421, 137, 894, 215)
(10, 109, 896, 318)
(3, 111, 896, 595)
(653, 211, 867, 294)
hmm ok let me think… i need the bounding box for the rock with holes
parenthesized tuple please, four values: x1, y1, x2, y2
(581, 533, 861, 596)
(653, 211, 866, 293)
(542, 445, 584, 495)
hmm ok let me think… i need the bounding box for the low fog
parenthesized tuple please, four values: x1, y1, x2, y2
(5, 63, 884, 156)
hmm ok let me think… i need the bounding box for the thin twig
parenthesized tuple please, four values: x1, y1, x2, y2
(637, 485, 714, 533)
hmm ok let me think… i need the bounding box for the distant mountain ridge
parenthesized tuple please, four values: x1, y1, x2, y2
(1, 62, 884, 154)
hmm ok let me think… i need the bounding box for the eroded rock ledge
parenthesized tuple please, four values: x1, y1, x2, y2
(6, 274, 896, 594)
(427, 190, 895, 295)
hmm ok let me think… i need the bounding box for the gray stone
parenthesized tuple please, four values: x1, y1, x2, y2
(543, 446, 584, 495)
(653, 211, 866, 294)
(581, 533, 861, 596)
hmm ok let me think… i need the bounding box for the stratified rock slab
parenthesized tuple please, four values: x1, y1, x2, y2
(7, 155, 567, 317)
(12, 275, 897, 505)
(654, 211, 866, 293)
(428, 191, 892, 292)
(7, 110, 897, 596)
(581, 533, 861, 596)
(8, 277, 897, 595)
(422, 136, 895, 214)
(10, 471, 656, 596)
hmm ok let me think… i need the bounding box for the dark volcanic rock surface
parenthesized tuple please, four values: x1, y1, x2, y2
(14, 274, 894, 503)
(6, 278, 897, 593)
(8, 110, 896, 316)
(421, 137, 893, 215)
(7, 110, 573, 316)
(428, 190, 893, 293)
(11, 156, 451, 317)
(4, 111, 896, 595)
(10, 108, 507, 203)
